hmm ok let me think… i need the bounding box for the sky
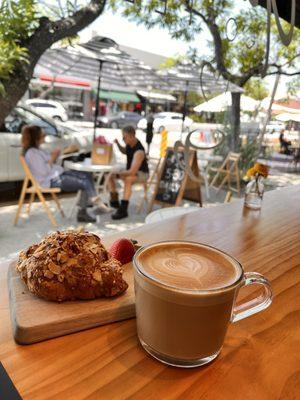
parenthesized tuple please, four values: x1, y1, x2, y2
(79, 9, 210, 57)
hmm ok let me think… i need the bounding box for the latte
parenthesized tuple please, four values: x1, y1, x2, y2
(133, 241, 243, 366)
(137, 242, 240, 291)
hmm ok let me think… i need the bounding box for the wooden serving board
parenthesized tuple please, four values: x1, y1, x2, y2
(7, 261, 135, 345)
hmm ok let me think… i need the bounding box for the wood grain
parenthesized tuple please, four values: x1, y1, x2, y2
(0, 185, 299, 400)
(7, 262, 135, 344)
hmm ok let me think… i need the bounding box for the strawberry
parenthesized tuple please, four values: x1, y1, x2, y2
(109, 238, 136, 265)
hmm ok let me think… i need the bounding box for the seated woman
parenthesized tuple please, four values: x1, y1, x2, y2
(21, 125, 110, 223)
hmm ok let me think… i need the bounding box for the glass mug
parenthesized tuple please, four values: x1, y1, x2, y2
(133, 241, 273, 368)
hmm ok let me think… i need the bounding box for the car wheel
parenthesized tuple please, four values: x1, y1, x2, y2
(53, 116, 63, 122)
(110, 122, 119, 129)
(158, 126, 165, 133)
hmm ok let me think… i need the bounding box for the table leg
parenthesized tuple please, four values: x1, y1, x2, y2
(68, 190, 81, 219)
(95, 172, 105, 195)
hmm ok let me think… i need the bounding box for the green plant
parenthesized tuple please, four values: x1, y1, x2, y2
(0, 0, 37, 94)
(239, 140, 259, 174)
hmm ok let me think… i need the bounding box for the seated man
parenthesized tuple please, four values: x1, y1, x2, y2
(279, 130, 291, 155)
(108, 125, 149, 220)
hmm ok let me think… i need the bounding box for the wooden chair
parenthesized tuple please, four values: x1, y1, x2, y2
(14, 156, 65, 227)
(136, 181, 149, 213)
(209, 152, 241, 196)
(135, 156, 165, 214)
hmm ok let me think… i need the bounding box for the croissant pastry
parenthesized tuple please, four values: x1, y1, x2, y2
(16, 230, 128, 302)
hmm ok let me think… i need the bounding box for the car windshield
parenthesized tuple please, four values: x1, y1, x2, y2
(5, 105, 76, 135)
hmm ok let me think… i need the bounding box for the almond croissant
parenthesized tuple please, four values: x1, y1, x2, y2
(16, 230, 128, 302)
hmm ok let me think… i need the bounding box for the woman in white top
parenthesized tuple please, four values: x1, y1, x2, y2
(22, 125, 110, 223)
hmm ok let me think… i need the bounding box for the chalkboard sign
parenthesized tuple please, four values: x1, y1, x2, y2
(154, 149, 185, 204)
(149, 147, 202, 211)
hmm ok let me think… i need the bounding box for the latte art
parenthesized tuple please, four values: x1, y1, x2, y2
(137, 243, 240, 290)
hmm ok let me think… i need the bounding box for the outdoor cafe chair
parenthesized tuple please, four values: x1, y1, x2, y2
(208, 152, 241, 197)
(14, 156, 65, 227)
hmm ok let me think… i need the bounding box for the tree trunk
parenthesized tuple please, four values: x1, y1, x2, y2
(230, 92, 241, 151)
(0, 62, 35, 125)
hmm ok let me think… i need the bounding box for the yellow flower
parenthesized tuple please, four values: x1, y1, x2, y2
(246, 163, 269, 179)
(246, 167, 255, 178)
(253, 163, 269, 178)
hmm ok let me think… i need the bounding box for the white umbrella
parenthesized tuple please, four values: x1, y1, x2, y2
(194, 93, 259, 113)
(275, 113, 300, 122)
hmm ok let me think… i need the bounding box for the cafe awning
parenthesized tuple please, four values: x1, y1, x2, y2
(92, 89, 140, 103)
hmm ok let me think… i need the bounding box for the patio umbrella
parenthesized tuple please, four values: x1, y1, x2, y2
(194, 93, 259, 113)
(275, 112, 300, 122)
(36, 37, 167, 137)
(156, 60, 243, 132)
(156, 61, 242, 93)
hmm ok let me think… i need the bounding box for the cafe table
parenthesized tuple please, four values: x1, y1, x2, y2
(0, 185, 299, 399)
(63, 158, 120, 217)
(64, 157, 120, 195)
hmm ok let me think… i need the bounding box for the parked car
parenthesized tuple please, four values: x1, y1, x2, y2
(97, 111, 142, 129)
(0, 104, 93, 183)
(137, 112, 194, 133)
(25, 99, 68, 122)
(266, 120, 285, 134)
(63, 101, 84, 120)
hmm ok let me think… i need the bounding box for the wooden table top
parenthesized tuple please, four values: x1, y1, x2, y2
(1, 185, 299, 400)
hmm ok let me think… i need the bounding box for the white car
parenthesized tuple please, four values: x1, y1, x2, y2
(0, 104, 93, 183)
(138, 112, 194, 133)
(26, 99, 68, 122)
(265, 120, 285, 134)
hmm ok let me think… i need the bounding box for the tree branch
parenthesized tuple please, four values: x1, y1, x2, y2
(266, 70, 300, 76)
(25, 0, 107, 56)
(185, 1, 257, 86)
(184, 1, 208, 24)
(50, 0, 107, 43)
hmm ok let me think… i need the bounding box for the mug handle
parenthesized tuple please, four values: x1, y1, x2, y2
(232, 272, 273, 323)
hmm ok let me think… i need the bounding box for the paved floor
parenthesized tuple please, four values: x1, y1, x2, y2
(0, 183, 217, 262)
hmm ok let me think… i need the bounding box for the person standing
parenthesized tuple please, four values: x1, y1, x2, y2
(108, 126, 149, 220)
(279, 129, 291, 155)
(146, 112, 154, 155)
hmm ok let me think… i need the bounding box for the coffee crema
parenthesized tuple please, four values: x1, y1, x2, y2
(136, 242, 241, 290)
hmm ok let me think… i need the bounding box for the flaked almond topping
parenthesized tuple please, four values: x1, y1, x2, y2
(92, 270, 102, 282)
(48, 261, 61, 275)
(48, 249, 57, 257)
(33, 251, 44, 258)
(66, 258, 77, 267)
(57, 253, 68, 263)
(44, 270, 54, 279)
(89, 247, 99, 255)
